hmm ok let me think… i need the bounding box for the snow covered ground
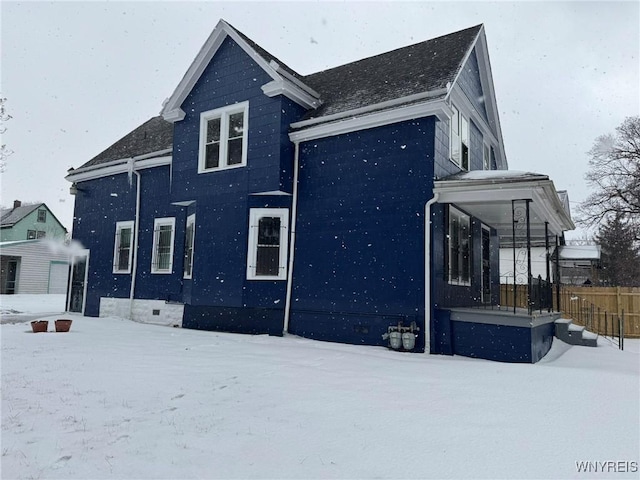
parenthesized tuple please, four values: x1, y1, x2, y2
(1, 295, 638, 479)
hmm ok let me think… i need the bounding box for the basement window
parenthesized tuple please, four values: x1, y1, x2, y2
(246, 208, 288, 280)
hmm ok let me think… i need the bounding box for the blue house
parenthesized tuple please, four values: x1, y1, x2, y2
(66, 21, 574, 362)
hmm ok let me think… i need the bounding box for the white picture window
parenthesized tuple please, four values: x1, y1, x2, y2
(113, 221, 134, 274)
(450, 104, 470, 170)
(183, 214, 196, 279)
(198, 102, 249, 173)
(247, 208, 289, 281)
(448, 206, 471, 286)
(151, 217, 175, 274)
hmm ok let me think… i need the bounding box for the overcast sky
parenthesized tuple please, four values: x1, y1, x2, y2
(1, 1, 639, 239)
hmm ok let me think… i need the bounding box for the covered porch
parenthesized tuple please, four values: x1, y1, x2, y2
(431, 170, 575, 362)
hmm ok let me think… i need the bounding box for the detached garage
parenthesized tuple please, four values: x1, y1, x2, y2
(0, 240, 70, 294)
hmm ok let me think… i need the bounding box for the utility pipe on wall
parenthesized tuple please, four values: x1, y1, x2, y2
(283, 141, 301, 334)
(424, 193, 439, 354)
(129, 167, 142, 321)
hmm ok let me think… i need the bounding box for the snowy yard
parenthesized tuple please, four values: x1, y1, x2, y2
(1, 295, 638, 479)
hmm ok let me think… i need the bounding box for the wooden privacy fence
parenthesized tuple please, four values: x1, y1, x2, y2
(499, 284, 640, 339)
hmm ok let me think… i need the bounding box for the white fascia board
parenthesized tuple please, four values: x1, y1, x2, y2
(448, 87, 499, 148)
(161, 20, 284, 123)
(289, 99, 451, 143)
(291, 88, 447, 130)
(445, 26, 508, 170)
(261, 80, 320, 109)
(66, 155, 172, 183)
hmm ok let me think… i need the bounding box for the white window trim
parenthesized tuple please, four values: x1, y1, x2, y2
(483, 141, 491, 170)
(448, 206, 472, 286)
(113, 220, 134, 274)
(449, 104, 470, 170)
(198, 102, 249, 173)
(246, 208, 289, 281)
(183, 214, 196, 279)
(151, 217, 176, 274)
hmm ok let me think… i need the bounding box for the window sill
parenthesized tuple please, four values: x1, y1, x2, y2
(197, 163, 246, 174)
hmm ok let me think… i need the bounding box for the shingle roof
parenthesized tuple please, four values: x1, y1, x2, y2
(75, 24, 480, 170)
(301, 25, 481, 120)
(78, 116, 173, 170)
(1, 203, 43, 227)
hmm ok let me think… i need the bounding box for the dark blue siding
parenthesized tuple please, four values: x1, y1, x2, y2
(169, 37, 308, 328)
(290, 118, 437, 350)
(458, 48, 488, 123)
(72, 174, 137, 316)
(450, 321, 555, 363)
(71, 166, 181, 315)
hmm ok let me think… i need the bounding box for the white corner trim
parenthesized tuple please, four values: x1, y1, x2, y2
(289, 98, 451, 143)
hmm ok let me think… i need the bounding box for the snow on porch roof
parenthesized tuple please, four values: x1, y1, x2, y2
(433, 170, 575, 239)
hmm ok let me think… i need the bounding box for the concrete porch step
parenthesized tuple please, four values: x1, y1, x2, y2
(554, 318, 598, 347)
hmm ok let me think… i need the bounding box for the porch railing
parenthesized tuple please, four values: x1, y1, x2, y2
(499, 275, 553, 315)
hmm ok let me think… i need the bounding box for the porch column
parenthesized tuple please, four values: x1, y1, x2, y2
(545, 221, 551, 312)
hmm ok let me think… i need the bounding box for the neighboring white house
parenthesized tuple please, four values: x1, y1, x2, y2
(557, 244, 601, 285)
(499, 246, 554, 285)
(0, 240, 70, 294)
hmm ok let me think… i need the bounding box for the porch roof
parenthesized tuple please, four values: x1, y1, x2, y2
(433, 170, 575, 242)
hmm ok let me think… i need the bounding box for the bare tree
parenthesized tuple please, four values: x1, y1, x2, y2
(578, 116, 640, 238)
(0, 96, 13, 172)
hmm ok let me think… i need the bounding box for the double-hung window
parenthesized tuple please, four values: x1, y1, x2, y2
(113, 221, 134, 274)
(183, 214, 195, 279)
(483, 142, 491, 170)
(247, 208, 289, 280)
(448, 206, 471, 285)
(151, 217, 175, 274)
(198, 102, 249, 172)
(37, 209, 47, 223)
(450, 105, 470, 170)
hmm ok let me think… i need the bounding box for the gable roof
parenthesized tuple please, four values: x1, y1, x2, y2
(70, 22, 500, 173)
(161, 20, 320, 122)
(301, 25, 481, 121)
(1, 203, 67, 232)
(78, 116, 173, 170)
(1, 203, 42, 227)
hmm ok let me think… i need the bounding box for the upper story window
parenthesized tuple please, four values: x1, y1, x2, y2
(113, 221, 134, 274)
(151, 217, 175, 274)
(483, 142, 491, 170)
(448, 206, 471, 286)
(247, 208, 289, 281)
(183, 214, 195, 279)
(37, 209, 47, 223)
(450, 105, 470, 171)
(198, 102, 249, 173)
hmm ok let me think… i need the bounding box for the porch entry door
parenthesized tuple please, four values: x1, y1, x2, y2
(481, 228, 491, 304)
(5, 259, 19, 294)
(67, 250, 89, 314)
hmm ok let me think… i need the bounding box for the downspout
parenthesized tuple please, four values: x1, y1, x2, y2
(283, 141, 300, 334)
(129, 167, 142, 321)
(424, 192, 439, 354)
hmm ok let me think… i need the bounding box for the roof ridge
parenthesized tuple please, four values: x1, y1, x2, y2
(304, 24, 483, 79)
